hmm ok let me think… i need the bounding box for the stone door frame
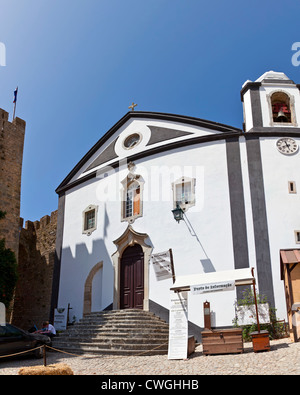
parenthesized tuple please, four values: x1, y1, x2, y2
(111, 225, 152, 310)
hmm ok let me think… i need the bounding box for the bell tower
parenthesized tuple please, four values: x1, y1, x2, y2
(239, 71, 300, 313)
(240, 71, 300, 133)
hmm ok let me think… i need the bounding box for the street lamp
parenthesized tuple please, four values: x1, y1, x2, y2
(171, 204, 184, 223)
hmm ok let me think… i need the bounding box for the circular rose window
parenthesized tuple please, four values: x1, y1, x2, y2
(123, 133, 141, 149)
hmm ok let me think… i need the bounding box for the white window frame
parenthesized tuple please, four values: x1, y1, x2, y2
(172, 176, 196, 211)
(121, 175, 144, 224)
(288, 181, 297, 194)
(82, 204, 98, 236)
(295, 231, 300, 244)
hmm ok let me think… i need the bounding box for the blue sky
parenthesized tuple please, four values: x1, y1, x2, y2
(0, 0, 299, 222)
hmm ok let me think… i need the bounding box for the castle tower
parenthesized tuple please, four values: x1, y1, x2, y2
(0, 108, 26, 260)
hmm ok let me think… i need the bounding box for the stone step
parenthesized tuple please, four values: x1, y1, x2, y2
(55, 335, 168, 343)
(83, 311, 157, 317)
(51, 344, 168, 356)
(59, 329, 168, 337)
(59, 330, 169, 339)
(81, 310, 161, 321)
(59, 331, 168, 339)
(81, 311, 159, 320)
(74, 320, 166, 328)
(78, 317, 165, 325)
(53, 341, 168, 352)
(65, 325, 169, 332)
(57, 329, 169, 340)
(52, 309, 169, 356)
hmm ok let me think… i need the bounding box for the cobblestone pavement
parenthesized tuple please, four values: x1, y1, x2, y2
(0, 338, 299, 375)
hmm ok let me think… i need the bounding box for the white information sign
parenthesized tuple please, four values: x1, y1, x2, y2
(0, 302, 5, 325)
(236, 303, 270, 325)
(168, 292, 188, 360)
(54, 307, 67, 331)
(191, 280, 235, 295)
(151, 251, 173, 281)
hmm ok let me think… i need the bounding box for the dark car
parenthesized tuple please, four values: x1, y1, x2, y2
(0, 324, 51, 358)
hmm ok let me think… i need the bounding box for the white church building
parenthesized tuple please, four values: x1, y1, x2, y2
(51, 71, 300, 338)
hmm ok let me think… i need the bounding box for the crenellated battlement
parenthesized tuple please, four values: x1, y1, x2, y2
(0, 107, 26, 130)
(20, 210, 58, 232)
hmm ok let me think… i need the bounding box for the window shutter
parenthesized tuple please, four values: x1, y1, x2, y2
(133, 187, 140, 215)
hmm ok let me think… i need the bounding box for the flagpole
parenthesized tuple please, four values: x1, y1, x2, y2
(13, 86, 18, 121)
(13, 102, 16, 121)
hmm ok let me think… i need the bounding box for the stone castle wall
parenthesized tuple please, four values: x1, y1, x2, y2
(12, 211, 57, 329)
(0, 107, 58, 329)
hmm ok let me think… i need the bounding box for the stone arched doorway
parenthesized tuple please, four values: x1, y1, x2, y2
(83, 261, 103, 315)
(112, 226, 152, 310)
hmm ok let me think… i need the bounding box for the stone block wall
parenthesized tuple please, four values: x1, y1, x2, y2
(12, 211, 57, 329)
(0, 108, 26, 260)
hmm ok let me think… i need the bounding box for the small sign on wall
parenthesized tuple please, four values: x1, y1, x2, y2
(151, 251, 173, 281)
(54, 307, 67, 331)
(191, 281, 235, 295)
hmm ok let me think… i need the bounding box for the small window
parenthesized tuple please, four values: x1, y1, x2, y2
(175, 181, 192, 206)
(295, 231, 300, 244)
(172, 177, 195, 211)
(125, 182, 140, 218)
(123, 133, 141, 149)
(288, 181, 297, 194)
(121, 172, 144, 224)
(82, 205, 98, 236)
(122, 180, 142, 224)
(85, 209, 95, 230)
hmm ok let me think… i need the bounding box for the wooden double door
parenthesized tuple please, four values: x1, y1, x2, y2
(120, 244, 144, 309)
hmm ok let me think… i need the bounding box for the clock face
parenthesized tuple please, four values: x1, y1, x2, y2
(276, 138, 298, 155)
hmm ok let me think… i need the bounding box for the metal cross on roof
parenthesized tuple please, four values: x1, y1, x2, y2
(128, 102, 137, 111)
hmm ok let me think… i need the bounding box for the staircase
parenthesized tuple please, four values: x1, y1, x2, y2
(52, 309, 169, 355)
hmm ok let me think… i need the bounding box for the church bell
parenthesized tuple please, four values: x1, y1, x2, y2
(276, 108, 288, 122)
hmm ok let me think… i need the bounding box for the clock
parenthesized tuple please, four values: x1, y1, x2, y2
(276, 138, 298, 155)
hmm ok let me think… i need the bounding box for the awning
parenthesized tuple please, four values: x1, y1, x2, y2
(170, 268, 254, 292)
(280, 249, 300, 280)
(280, 249, 300, 264)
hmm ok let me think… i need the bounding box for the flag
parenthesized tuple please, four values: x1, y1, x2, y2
(13, 87, 18, 103)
